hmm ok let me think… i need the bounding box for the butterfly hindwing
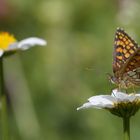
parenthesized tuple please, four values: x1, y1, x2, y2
(124, 48, 140, 85)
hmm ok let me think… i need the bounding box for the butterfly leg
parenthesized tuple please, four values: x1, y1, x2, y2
(118, 84, 121, 92)
(132, 85, 136, 93)
(125, 89, 128, 94)
(118, 85, 120, 91)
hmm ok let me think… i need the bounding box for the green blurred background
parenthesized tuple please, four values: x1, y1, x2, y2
(0, 0, 140, 139)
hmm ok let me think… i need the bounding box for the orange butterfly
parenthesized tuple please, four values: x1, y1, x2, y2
(109, 28, 140, 89)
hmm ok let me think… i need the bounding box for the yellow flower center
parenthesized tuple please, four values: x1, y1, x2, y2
(0, 32, 17, 50)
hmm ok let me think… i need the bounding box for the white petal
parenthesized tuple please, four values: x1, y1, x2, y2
(88, 95, 117, 104)
(77, 102, 94, 110)
(135, 94, 140, 97)
(112, 89, 128, 99)
(0, 49, 4, 57)
(17, 37, 47, 50)
(77, 95, 116, 110)
(127, 94, 137, 102)
(112, 89, 137, 102)
(133, 94, 140, 100)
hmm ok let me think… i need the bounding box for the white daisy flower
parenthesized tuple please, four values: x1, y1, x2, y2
(0, 32, 47, 57)
(77, 89, 140, 117)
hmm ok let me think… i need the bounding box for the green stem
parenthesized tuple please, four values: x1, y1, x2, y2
(0, 57, 9, 140)
(123, 117, 130, 140)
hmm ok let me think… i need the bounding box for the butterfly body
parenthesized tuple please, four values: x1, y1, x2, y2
(110, 28, 140, 89)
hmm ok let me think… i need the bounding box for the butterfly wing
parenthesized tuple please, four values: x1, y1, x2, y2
(113, 28, 138, 78)
(124, 48, 140, 72)
(123, 48, 140, 85)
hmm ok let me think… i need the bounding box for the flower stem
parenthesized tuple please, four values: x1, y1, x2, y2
(0, 57, 9, 140)
(123, 117, 130, 140)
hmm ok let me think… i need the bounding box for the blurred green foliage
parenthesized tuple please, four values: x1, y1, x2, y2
(0, 0, 140, 140)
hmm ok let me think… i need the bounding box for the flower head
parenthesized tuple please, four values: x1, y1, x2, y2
(0, 32, 17, 50)
(0, 32, 47, 57)
(77, 89, 140, 117)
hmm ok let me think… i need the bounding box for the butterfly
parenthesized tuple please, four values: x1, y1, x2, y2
(109, 28, 140, 89)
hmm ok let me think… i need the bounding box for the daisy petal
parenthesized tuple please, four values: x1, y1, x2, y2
(17, 37, 47, 50)
(134, 94, 140, 99)
(77, 95, 116, 110)
(112, 89, 137, 102)
(88, 95, 117, 104)
(77, 102, 94, 110)
(88, 95, 116, 108)
(112, 89, 128, 99)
